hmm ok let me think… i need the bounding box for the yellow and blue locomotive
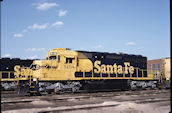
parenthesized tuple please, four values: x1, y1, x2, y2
(0, 58, 33, 90)
(13, 48, 159, 94)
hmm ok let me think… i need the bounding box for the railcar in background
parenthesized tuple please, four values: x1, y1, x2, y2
(0, 58, 33, 90)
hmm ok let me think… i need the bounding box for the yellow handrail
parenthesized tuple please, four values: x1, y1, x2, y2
(92, 69, 94, 78)
(83, 70, 85, 78)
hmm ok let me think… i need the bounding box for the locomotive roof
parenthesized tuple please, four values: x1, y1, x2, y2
(76, 50, 146, 58)
(0, 57, 36, 61)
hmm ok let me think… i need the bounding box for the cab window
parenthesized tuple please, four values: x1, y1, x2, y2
(58, 55, 60, 62)
(49, 56, 56, 60)
(66, 58, 74, 63)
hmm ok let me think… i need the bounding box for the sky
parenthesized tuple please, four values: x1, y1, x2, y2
(1, 0, 170, 60)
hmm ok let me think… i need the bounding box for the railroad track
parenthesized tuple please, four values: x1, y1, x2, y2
(1, 89, 170, 103)
(1, 89, 170, 113)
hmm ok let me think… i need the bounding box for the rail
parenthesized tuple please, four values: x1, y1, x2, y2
(82, 67, 161, 80)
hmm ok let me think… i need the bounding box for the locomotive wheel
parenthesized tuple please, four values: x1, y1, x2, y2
(72, 87, 79, 93)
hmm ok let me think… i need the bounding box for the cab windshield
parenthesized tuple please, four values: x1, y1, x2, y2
(49, 56, 56, 60)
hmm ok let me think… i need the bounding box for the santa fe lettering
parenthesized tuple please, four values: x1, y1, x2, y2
(94, 60, 134, 74)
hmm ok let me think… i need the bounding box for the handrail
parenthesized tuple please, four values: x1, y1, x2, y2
(92, 69, 94, 78)
(136, 68, 138, 78)
(83, 70, 85, 78)
(142, 70, 144, 78)
(80, 67, 161, 80)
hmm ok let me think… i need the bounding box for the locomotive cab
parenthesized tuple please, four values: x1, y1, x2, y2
(34, 48, 78, 81)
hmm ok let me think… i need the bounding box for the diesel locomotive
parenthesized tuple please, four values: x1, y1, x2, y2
(12, 48, 160, 95)
(0, 58, 33, 90)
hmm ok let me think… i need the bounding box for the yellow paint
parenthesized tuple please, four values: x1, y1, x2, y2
(163, 58, 171, 80)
